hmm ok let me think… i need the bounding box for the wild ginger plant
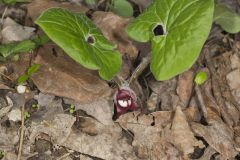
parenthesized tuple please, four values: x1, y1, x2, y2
(36, 0, 214, 118)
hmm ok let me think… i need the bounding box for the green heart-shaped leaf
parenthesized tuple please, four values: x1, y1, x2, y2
(36, 8, 122, 80)
(214, 3, 240, 34)
(127, 0, 214, 80)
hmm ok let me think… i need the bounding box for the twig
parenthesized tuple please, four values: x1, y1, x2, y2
(128, 56, 151, 84)
(195, 85, 208, 122)
(17, 105, 25, 160)
(0, 6, 8, 27)
(0, 72, 13, 82)
(204, 45, 233, 126)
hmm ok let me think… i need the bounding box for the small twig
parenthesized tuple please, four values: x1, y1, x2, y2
(128, 56, 151, 84)
(0, 72, 13, 82)
(204, 45, 233, 126)
(195, 85, 208, 122)
(0, 6, 8, 27)
(17, 105, 25, 160)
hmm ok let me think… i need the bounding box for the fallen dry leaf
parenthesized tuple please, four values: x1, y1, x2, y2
(148, 78, 179, 111)
(64, 98, 114, 125)
(26, 0, 88, 25)
(92, 11, 138, 60)
(176, 70, 194, 107)
(163, 106, 204, 157)
(117, 110, 182, 159)
(28, 114, 139, 160)
(191, 121, 238, 159)
(230, 54, 240, 69)
(226, 69, 240, 90)
(184, 104, 201, 122)
(31, 44, 112, 104)
(31, 97, 64, 122)
(197, 146, 217, 160)
(0, 96, 13, 118)
(147, 92, 158, 111)
(0, 123, 19, 153)
(29, 114, 76, 145)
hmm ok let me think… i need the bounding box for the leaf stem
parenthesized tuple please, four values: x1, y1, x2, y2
(128, 56, 150, 84)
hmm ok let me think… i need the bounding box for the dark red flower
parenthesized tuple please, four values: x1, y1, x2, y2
(113, 86, 139, 120)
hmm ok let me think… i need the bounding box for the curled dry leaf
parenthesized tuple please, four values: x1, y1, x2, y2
(176, 70, 194, 107)
(191, 121, 238, 159)
(31, 44, 112, 104)
(163, 106, 204, 157)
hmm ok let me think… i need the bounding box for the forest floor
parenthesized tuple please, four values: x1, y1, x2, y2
(1, 0, 240, 160)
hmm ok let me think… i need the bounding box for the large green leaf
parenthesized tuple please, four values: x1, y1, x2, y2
(214, 3, 240, 34)
(35, 8, 122, 80)
(127, 0, 214, 80)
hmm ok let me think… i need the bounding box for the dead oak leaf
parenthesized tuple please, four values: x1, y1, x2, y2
(191, 121, 238, 159)
(26, 0, 88, 25)
(92, 11, 138, 60)
(163, 106, 204, 157)
(31, 44, 112, 104)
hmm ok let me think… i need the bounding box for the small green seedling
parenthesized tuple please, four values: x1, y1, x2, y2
(69, 104, 75, 114)
(32, 104, 40, 109)
(0, 35, 49, 62)
(0, 40, 36, 61)
(24, 111, 30, 120)
(18, 64, 41, 84)
(36, 0, 214, 81)
(194, 71, 208, 85)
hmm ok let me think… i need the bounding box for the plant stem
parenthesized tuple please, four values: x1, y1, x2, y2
(17, 105, 25, 160)
(128, 56, 151, 85)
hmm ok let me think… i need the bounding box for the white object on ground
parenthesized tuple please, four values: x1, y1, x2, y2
(17, 85, 26, 94)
